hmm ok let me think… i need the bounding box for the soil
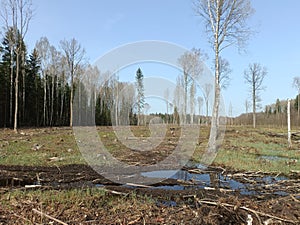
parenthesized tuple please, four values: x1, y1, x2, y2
(0, 164, 299, 225)
(0, 126, 300, 224)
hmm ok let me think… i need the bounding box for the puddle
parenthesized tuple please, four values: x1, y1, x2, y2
(141, 166, 294, 196)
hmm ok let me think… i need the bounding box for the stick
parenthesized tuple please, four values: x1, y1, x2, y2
(197, 200, 298, 224)
(125, 183, 152, 188)
(290, 194, 300, 203)
(98, 188, 128, 196)
(32, 209, 68, 225)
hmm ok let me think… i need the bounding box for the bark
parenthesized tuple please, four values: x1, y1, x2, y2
(208, 37, 221, 154)
(43, 72, 46, 126)
(14, 52, 19, 132)
(9, 47, 13, 127)
(70, 67, 73, 127)
(252, 77, 256, 128)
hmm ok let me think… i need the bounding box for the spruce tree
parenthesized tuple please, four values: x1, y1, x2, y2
(135, 68, 145, 126)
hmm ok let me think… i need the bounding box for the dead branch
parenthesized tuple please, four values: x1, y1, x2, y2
(197, 200, 298, 224)
(99, 188, 128, 196)
(125, 183, 152, 188)
(32, 208, 68, 225)
(290, 195, 300, 203)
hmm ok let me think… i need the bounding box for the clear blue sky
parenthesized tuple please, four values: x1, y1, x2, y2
(25, 0, 300, 116)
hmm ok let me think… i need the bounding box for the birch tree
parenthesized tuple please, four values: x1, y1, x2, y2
(189, 81, 196, 124)
(178, 48, 203, 124)
(194, 0, 253, 152)
(84, 64, 100, 124)
(60, 38, 85, 127)
(164, 88, 169, 124)
(49, 45, 61, 126)
(0, 0, 33, 131)
(197, 96, 203, 124)
(203, 83, 212, 125)
(293, 76, 300, 124)
(35, 37, 50, 126)
(244, 63, 267, 128)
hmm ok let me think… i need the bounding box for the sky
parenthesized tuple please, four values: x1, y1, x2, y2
(21, 0, 300, 116)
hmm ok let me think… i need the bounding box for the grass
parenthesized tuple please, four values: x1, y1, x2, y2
(0, 125, 299, 175)
(0, 187, 157, 224)
(212, 126, 300, 174)
(0, 128, 84, 166)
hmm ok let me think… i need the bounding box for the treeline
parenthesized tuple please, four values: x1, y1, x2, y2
(234, 97, 300, 127)
(0, 28, 143, 128)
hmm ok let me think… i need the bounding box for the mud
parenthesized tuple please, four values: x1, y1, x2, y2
(0, 164, 299, 224)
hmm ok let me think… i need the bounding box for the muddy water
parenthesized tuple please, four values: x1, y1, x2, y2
(141, 164, 298, 197)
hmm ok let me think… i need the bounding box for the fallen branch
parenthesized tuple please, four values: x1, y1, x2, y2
(25, 184, 42, 189)
(197, 200, 298, 224)
(125, 183, 152, 188)
(290, 194, 300, 202)
(98, 188, 128, 196)
(32, 208, 68, 225)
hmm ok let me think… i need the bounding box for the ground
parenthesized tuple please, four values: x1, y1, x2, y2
(0, 125, 299, 224)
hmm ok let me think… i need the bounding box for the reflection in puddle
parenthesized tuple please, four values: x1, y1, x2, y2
(141, 167, 292, 196)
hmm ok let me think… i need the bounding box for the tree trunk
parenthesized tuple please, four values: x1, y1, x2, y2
(70, 86, 73, 127)
(184, 72, 188, 124)
(207, 38, 220, 157)
(288, 99, 292, 148)
(70, 72, 73, 127)
(10, 48, 14, 128)
(60, 77, 65, 124)
(43, 72, 47, 126)
(297, 92, 300, 126)
(206, 100, 209, 126)
(22, 50, 25, 123)
(252, 77, 256, 128)
(50, 75, 55, 126)
(14, 52, 19, 132)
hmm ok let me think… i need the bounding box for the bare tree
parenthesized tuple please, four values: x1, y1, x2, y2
(293, 76, 300, 124)
(49, 45, 61, 126)
(228, 102, 233, 125)
(84, 65, 100, 124)
(60, 38, 85, 127)
(35, 37, 50, 126)
(164, 88, 169, 124)
(244, 99, 251, 123)
(194, 0, 254, 153)
(245, 99, 251, 114)
(244, 63, 267, 128)
(173, 75, 183, 124)
(1, 0, 33, 131)
(197, 96, 203, 124)
(189, 81, 196, 124)
(203, 83, 212, 125)
(178, 48, 203, 124)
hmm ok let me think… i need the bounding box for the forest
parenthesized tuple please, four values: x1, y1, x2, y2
(0, 28, 299, 130)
